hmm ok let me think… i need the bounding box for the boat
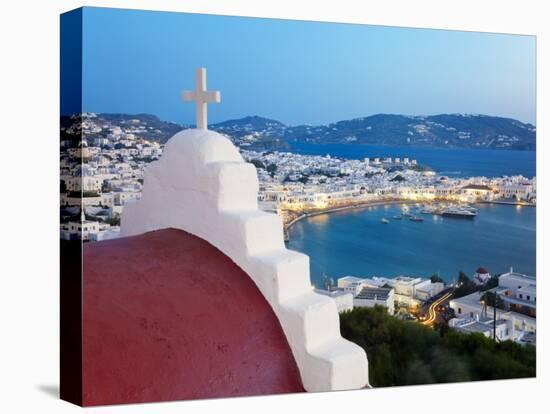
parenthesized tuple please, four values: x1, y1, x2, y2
(380, 218, 390, 224)
(409, 216, 425, 222)
(421, 206, 436, 214)
(460, 205, 478, 213)
(392, 215, 402, 220)
(441, 206, 477, 218)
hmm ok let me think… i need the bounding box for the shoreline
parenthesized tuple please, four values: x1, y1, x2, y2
(283, 198, 536, 241)
(479, 200, 536, 207)
(284, 199, 416, 235)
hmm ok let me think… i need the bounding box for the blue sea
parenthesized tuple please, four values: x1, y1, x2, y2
(284, 143, 536, 286)
(287, 204, 536, 286)
(289, 141, 536, 178)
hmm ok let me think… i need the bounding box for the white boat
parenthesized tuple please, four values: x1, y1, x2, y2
(380, 218, 390, 224)
(421, 206, 436, 214)
(441, 206, 477, 218)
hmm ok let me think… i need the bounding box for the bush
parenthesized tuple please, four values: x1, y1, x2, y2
(340, 306, 535, 387)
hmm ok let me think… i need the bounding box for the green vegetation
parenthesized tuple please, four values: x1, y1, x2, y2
(250, 159, 266, 169)
(390, 174, 406, 182)
(480, 290, 505, 310)
(454, 271, 498, 298)
(107, 216, 121, 226)
(364, 171, 382, 178)
(266, 163, 277, 178)
(340, 306, 535, 387)
(409, 164, 433, 172)
(430, 274, 444, 284)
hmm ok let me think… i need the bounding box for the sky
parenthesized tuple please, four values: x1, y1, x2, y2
(68, 7, 536, 126)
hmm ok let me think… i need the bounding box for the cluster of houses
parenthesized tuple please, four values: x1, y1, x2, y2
(241, 150, 536, 213)
(60, 113, 536, 243)
(315, 275, 446, 316)
(315, 267, 536, 347)
(60, 114, 163, 241)
(448, 268, 536, 345)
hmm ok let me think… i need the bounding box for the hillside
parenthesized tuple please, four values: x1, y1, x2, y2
(61, 113, 536, 151)
(285, 114, 536, 150)
(340, 306, 535, 387)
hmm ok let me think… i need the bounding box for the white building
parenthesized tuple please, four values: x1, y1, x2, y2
(449, 291, 536, 344)
(415, 281, 445, 301)
(338, 276, 368, 295)
(337, 275, 444, 309)
(353, 287, 395, 315)
(314, 289, 354, 313)
(497, 269, 536, 317)
(386, 276, 444, 305)
(448, 315, 512, 342)
(473, 267, 492, 285)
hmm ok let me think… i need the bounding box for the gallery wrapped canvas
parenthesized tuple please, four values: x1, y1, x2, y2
(60, 6, 536, 407)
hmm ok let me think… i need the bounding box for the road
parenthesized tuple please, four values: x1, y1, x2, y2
(422, 291, 453, 326)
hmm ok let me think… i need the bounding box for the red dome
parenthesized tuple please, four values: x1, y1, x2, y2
(81, 228, 304, 406)
(476, 267, 489, 274)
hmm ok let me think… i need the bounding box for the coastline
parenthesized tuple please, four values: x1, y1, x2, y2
(479, 200, 536, 207)
(283, 198, 416, 239)
(284, 201, 536, 282)
(282, 198, 537, 241)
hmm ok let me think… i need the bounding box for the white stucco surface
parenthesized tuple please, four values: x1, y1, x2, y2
(120, 128, 369, 391)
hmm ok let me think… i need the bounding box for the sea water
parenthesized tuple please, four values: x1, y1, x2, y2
(289, 141, 536, 178)
(286, 203, 536, 287)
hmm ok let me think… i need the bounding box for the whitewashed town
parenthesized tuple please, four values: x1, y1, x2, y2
(60, 113, 536, 242)
(60, 112, 536, 345)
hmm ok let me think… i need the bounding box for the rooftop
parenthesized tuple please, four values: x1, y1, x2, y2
(314, 288, 352, 298)
(500, 271, 536, 284)
(455, 321, 493, 335)
(450, 291, 536, 324)
(82, 228, 304, 406)
(356, 287, 393, 300)
(462, 184, 492, 190)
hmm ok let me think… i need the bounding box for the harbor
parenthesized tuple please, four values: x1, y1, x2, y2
(286, 202, 536, 286)
(379, 202, 479, 223)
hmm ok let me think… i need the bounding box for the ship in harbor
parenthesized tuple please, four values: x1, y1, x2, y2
(441, 206, 478, 218)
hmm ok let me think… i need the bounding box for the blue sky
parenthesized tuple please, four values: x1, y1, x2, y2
(75, 7, 536, 126)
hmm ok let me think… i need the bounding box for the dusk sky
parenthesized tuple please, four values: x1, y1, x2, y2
(77, 7, 536, 126)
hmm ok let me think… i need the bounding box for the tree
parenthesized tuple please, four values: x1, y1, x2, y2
(250, 159, 266, 169)
(266, 163, 277, 173)
(266, 163, 277, 177)
(480, 291, 505, 310)
(390, 174, 406, 182)
(430, 274, 444, 284)
(339, 306, 534, 387)
(454, 271, 477, 298)
(101, 181, 111, 193)
(107, 216, 121, 226)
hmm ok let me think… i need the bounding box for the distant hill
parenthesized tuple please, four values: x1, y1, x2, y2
(211, 115, 286, 131)
(62, 113, 536, 151)
(284, 114, 536, 150)
(210, 115, 290, 151)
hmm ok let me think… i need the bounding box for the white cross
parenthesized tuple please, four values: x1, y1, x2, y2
(182, 67, 221, 130)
